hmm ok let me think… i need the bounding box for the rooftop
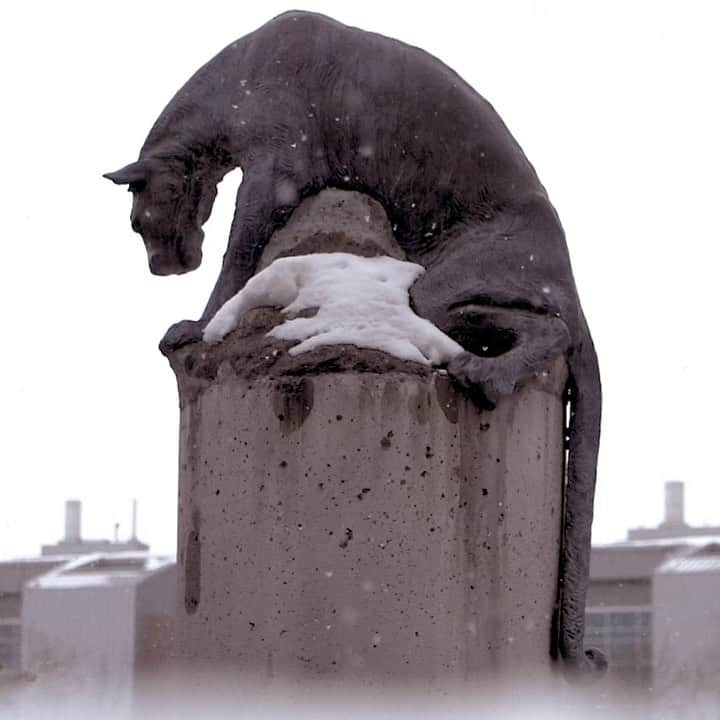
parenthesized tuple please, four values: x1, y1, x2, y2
(656, 544, 720, 575)
(26, 552, 175, 590)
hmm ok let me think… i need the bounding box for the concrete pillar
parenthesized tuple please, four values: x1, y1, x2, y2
(167, 190, 567, 685)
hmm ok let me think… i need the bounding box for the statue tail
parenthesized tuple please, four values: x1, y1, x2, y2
(556, 315, 605, 671)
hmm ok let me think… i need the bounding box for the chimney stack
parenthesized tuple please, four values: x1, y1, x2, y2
(131, 499, 138, 540)
(64, 500, 82, 543)
(663, 481, 685, 526)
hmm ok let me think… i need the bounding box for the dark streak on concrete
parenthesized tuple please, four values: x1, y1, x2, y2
(273, 378, 315, 434)
(381, 381, 402, 423)
(408, 386, 430, 425)
(434, 374, 459, 424)
(184, 507, 202, 615)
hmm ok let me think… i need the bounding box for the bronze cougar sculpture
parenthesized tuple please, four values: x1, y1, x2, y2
(105, 10, 602, 672)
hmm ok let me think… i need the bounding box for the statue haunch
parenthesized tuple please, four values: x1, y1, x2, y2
(105, 11, 603, 673)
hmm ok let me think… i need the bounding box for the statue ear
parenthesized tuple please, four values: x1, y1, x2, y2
(103, 161, 148, 185)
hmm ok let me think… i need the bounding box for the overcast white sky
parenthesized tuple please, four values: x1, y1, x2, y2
(1, 1, 718, 559)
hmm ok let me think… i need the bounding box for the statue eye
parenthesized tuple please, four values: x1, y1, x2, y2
(128, 180, 146, 193)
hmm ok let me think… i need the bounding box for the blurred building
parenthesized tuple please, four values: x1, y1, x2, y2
(585, 482, 720, 691)
(4, 488, 719, 700)
(22, 552, 175, 696)
(0, 557, 66, 671)
(0, 500, 174, 684)
(653, 543, 720, 695)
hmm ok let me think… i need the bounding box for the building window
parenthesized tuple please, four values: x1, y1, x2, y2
(0, 620, 22, 670)
(585, 606, 652, 672)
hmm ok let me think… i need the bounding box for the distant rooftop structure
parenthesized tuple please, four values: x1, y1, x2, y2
(26, 552, 174, 591)
(656, 542, 720, 575)
(652, 542, 720, 695)
(586, 481, 720, 692)
(40, 499, 148, 556)
(21, 550, 175, 698)
(626, 481, 720, 541)
(0, 500, 173, 684)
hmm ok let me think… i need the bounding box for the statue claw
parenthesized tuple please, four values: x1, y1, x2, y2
(447, 351, 516, 410)
(159, 319, 206, 356)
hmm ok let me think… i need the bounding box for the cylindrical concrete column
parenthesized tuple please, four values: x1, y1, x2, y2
(169, 322, 566, 683)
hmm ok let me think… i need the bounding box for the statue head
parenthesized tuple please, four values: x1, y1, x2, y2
(104, 157, 216, 275)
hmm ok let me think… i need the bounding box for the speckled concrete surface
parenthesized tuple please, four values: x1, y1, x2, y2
(173, 353, 566, 682)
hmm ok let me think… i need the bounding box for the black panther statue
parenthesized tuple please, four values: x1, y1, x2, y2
(105, 10, 602, 672)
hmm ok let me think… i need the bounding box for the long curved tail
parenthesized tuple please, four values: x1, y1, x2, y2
(556, 313, 603, 669)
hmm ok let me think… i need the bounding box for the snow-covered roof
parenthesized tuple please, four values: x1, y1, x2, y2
(26, 552, 175, 590)
(0, 555, 77, 564)
(595, 535, 720, 549)
(656, 544, 720, 575)
(589, 537, 720, 581)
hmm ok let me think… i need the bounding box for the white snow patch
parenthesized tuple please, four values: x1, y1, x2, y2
(203, 253, 463, 366)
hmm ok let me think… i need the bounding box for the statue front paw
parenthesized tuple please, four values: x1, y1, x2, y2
(159, 319, 205, 356)
(447, 351, 516, 410)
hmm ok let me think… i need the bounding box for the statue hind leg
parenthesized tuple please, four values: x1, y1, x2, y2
(410, 218, 604, 672)
(444, 307, 605, 674)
